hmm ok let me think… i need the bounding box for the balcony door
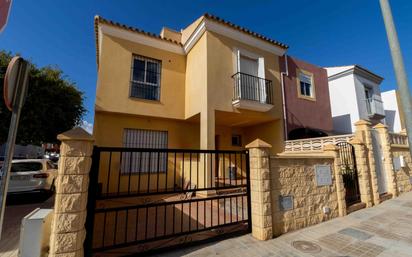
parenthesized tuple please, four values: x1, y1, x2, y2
(364, 87, 373, 114)
(239, 55, 266, 102)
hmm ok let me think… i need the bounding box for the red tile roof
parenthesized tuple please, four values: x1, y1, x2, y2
(94, 14, 288, 66)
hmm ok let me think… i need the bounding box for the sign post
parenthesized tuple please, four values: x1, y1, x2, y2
(0, 56, 30, 238)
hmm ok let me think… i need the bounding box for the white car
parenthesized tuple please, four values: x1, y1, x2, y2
(1, 159, 57, 194)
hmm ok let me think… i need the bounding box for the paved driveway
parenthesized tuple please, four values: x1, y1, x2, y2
(0, 193, 54, 257)
(158, 191, 412, 257)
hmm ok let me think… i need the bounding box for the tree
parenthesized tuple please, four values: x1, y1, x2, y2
(0, 50, 86, 144)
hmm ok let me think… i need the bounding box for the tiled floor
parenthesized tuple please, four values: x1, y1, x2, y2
(156, 192, 412, 257)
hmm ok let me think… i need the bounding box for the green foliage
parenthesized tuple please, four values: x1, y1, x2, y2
(0, 50, 86, 144)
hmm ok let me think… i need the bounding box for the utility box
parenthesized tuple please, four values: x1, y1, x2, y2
(19, 208, 53, 257)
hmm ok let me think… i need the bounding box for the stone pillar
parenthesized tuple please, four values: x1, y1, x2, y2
(324, 144, 347, 216)
(349, 138, 374, 207)
(374, 123, 398, 196)
(49, 127, 94, 257)
(354, 120, 380, 205)
(246, 139, 273, 240)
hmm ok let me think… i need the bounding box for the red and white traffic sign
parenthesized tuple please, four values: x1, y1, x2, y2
(0, 0, 12, 33)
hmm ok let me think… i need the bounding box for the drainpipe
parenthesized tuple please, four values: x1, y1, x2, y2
(280, 55, 289, 140)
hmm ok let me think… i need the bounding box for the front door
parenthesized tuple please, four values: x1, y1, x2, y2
(371, 129, 388, 194)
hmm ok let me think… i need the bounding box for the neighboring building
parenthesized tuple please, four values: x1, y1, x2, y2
(280, 56, 333, 139)
(326, 65, 385, 134)
(93, 14, 288, 154)
(382, 89, 405, 132)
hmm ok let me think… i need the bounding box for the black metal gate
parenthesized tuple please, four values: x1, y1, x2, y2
(84, 147, 251, 256)
(336, 142, 361, 206)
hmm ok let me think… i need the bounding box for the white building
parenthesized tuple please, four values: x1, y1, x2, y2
(326, 65, 385, 134)
(382, 89, 404, 132)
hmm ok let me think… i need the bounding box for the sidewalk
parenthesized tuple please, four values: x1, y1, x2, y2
(0, 194, 54, 257)
(157, 192, 412, 257)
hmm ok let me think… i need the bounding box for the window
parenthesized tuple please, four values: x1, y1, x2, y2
(11, 162, 43, 172)
(121, 129, 168, 174)
(130, 55, 162, 101)
(299, 73, 312, 96)
(232, 135, 242, 147)
(297, 70, 315, 100)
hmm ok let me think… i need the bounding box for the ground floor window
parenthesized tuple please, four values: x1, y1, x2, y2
(121, 128, 168, 174)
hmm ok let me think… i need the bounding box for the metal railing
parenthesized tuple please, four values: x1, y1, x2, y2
(284, 134, 354, 152)
(232, 72, 273, 104)
(85, 147, 251, 255)
(130, 81, 160, 101)
(365, 96, 385, 117)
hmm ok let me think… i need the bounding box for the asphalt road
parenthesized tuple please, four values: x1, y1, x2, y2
(0, 192, 54, 257)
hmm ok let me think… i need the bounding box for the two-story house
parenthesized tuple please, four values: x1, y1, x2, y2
(326, 65, 385, 134)
(280, 56, 333, 139)
(93, 14, 288, 154)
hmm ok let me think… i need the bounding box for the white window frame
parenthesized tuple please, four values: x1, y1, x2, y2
(233, 47, 266, 102)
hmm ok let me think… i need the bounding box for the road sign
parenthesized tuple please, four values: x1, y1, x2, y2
(0, 56, 29, 239)
(0, 0, 12, 33)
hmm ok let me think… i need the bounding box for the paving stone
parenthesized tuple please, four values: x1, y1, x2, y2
(156, 192, 412, 257)
(338, 228, 373, 240)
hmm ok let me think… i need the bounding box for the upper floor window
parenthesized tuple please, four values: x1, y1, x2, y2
(130, 55, 162, 101)
(297, 70, 315, 100)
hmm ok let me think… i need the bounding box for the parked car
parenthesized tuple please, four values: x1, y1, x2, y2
(0, 159, 57, 194)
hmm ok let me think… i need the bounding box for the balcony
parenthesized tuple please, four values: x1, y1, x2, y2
(231, 72, 274, 112)
(365, 96, 385, 120)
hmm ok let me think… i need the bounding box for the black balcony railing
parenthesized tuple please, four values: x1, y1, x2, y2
(232, 72, 273, 104)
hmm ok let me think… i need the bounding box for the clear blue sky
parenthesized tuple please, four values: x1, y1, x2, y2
(1, 0, 411, 125)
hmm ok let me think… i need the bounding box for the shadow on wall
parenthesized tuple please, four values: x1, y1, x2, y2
(384, 110, 396, 132)
(332, 114, 352, 134)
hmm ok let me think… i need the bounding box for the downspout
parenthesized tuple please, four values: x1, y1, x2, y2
(280, 54, 289, 140)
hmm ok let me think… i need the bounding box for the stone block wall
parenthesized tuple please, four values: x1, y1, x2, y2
(391, 145, 412, 194)
(270, 155, 340, 236)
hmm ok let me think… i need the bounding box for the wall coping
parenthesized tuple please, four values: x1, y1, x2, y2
(271, 153, 335, 159)
(373, 123, 388, 129)
(354, 120, 371, 126)
(246, 139, 272, 149)
(57, 127, 94, 142)
(391, 144, 410, 149)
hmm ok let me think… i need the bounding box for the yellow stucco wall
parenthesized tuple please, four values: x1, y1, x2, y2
(185, 33, 208, 119)
(94, 111, 201, 194)
(96, 34, 186, 120)
(243, 120, 284, 154)
(95, 24, 285, 154)
(94, 111, 199, 148)
(206, 31, 282, 121)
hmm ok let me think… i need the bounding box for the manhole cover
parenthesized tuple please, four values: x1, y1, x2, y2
(292, 240, 321, 253)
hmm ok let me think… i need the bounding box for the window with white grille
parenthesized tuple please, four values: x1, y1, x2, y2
(130, 55, 162, 101)
(121, 129, 168, 174)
